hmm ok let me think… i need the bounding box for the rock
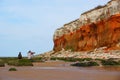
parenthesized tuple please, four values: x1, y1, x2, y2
(53, 0, 120, 52)
(38, 0, 120, 60)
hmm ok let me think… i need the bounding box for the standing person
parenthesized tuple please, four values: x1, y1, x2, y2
(18, 52, 22, 59)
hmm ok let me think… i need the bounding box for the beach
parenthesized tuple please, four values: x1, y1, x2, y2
(0, 61, 120, 80)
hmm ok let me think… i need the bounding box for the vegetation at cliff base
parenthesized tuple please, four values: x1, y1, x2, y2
(50, 57, 93, 62)
(71, 61, 99, 67)
(30, 57, 44, 62)
(101, 59, 120, 66)
(50, 57, 120, 67)
(0, 57, 120, 67)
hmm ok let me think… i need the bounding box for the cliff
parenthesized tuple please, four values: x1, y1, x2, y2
(53, 0, 120, 52)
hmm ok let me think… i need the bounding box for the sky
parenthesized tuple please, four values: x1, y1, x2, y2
(0, 0, 110, 57)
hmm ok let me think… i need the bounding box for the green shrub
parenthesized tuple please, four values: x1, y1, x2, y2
(88, 61, 99, 66)
(0, 57, 33, 66)
(101, 59, 120, 66)
(16, 59, 33, 66)
(71, 61, 99, 67)
(1, 57, 18, 64)
(82, 58, 93, 61)
(31, 57, 43, 62)
(95, 58, 104, 61)
(7, 59, 33, 66)
(50, 57, 57, 60)
(9, 68, 17, 71)
(0, 62, 5, 67)
(7, 60, 17, 66)
(50, 57, 93, 62)
(0, 59, 5, 67)
(58, 57, 75, 62)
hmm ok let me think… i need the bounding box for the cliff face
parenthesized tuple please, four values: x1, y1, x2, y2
(53, 0, 120, 52)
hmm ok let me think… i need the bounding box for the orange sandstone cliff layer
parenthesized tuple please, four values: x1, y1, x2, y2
(54, 14, 120, 51)
(53, 0, 120, 52)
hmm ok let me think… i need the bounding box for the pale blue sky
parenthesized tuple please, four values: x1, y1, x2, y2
(0, 0, 110, 57)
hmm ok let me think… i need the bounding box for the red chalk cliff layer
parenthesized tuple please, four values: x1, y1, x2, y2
(53, 0, 120, 52)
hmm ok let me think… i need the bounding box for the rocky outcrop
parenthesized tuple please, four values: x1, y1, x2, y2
(53, 0, 120, 52)
(39, 49, 120, 59)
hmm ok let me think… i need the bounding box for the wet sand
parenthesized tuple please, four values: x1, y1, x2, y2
(0, 61, 120, 80)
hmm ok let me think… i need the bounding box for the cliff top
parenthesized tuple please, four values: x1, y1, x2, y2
(81, 0, 117, 15)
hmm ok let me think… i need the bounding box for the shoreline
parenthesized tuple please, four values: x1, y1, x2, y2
(0, 61, 120, 80)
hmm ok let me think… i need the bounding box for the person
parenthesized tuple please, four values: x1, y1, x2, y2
(18, 52, 22, 59)
(27, 50, 35, 59)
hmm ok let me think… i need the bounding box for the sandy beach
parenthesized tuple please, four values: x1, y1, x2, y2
(0, 61, 120, 80)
